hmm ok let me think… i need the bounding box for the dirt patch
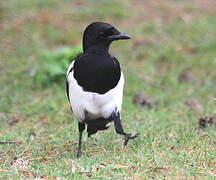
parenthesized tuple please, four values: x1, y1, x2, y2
(133, 92, 156, 108)
(179, 71, 196, 83)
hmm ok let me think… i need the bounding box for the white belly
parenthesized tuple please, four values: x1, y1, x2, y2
(67, 62, 124, 122)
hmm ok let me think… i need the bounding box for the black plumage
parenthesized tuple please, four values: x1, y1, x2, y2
(66, 22, 139, 158)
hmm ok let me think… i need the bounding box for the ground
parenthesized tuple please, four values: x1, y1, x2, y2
(0, 0, 216, 179)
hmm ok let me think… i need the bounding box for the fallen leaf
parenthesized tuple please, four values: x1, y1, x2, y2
(68, 160, 85, 173)
(30, 156, 51, 163)
(9, 115, 27, 126)
(11, 158, 30, 169)
(20, 170, 45, 178)
(184, 98, 203, 112)
(112, 163, 129, 169)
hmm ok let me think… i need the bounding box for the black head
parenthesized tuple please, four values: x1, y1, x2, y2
(83, 22, 130, 54)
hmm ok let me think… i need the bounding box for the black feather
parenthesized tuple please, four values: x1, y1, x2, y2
(85, 117, 113, 137)
(74, 54, 121, 94)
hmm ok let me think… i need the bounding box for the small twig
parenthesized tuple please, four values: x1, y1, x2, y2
(18, 149, 29, 158)
(0, 141, 21, 144)
(0, 169, 16, 173)
(30, 157, 52, 161)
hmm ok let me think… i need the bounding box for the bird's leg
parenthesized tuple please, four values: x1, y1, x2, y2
(112, 112, 139, 146)
(77, 122, 85, 158)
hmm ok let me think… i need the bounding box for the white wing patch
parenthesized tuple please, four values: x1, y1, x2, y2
(66, 61, 75, 76)
(66, 61, 124, 122)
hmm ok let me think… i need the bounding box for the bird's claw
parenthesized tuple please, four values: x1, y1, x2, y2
(123, 133, 140, 147)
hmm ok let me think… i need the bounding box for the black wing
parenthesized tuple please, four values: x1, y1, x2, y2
(74, 54, 121, 94)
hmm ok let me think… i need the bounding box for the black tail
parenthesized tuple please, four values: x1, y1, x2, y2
(86, 117, 113, 137)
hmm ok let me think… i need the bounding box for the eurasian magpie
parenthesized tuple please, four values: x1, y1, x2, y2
(66, 22, 139, 158)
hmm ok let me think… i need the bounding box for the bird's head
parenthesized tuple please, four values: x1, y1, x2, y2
(83, 22, 130, 54)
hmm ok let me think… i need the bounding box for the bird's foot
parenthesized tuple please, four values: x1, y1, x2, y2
(123, 133, 140, 147)
(76, 151, 82, 158)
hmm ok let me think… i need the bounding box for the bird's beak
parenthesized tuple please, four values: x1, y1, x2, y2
(107, 32, 131, 41)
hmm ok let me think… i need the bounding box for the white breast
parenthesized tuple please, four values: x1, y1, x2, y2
(66, 61, 124, 122)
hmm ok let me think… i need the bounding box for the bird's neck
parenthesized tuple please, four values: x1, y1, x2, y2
(84, 41, 111, 55)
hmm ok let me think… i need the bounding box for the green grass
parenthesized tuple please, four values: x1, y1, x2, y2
(1, 0, 216, 179)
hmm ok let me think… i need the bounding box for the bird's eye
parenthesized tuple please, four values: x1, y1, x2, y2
(99, 28, 116, 39)
(99, 32, 106, 39)
(104, 28, 116, 36)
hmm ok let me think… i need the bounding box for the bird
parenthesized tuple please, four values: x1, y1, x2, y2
(66, 22, 139, 158)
